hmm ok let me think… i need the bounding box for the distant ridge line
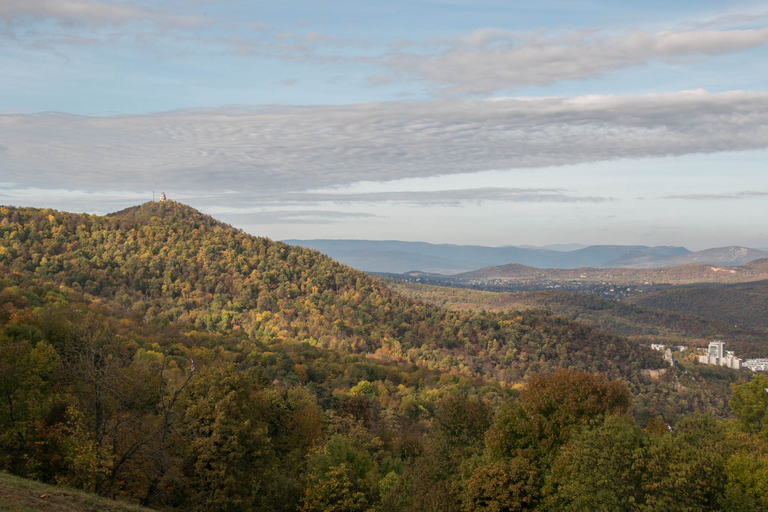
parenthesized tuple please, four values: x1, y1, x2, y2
(283, 239, 765, 274)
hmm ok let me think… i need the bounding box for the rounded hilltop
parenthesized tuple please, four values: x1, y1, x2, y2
(108, 200, 234, 230)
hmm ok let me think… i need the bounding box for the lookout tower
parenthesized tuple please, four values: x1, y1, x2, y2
(159, 192, 166, 202)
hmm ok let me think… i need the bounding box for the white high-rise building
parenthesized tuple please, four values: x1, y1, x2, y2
(699, 341, 741, 369)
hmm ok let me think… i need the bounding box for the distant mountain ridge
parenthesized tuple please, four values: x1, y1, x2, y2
(284, 239, 766, 273)
(605, 246, 768, 268)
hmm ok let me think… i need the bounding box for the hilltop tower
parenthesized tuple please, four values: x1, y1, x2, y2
(159, 192, 166, 202)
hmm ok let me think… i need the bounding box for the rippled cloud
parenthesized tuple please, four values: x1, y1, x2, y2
(2, 90, 767, 201)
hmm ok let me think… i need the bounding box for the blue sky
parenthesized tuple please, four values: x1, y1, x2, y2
(2, 0, 768, 250)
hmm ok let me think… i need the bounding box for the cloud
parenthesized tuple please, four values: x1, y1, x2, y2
(202, 208, 379, 225)
(2, 90, 768, 200)
(0, 186, 159, 214)
(665, 190, 768, 200)
(273, 187, 611, 206)
(374, 27, 768, 94)
(0, 0, 207, 29)
(4, 2, 766, 94)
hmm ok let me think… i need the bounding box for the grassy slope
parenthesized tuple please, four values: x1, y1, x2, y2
(0, 473, 155, 512)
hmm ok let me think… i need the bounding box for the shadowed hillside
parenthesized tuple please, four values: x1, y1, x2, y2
(627, 280, 768, 331)
(386, 280, 768, 358)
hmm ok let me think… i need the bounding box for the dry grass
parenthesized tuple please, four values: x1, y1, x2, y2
(0, 473, 156, 512)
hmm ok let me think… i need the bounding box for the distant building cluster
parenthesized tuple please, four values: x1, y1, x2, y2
(743, 359, 768, 372)
(699, 341, 741, 370)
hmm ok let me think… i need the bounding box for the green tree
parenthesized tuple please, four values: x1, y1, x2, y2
(0, 335, 60, 476)
(547, 415, 646, 512)
(462, 457, 539, 512)
(519, 369, 632, 455)
(435, 395, 491, 456)
(730, 373, 768, 436)
(301, 462, 368, 512)
(173, 365, 274, 512)
(642, 414, 732, 512)
(720, 437, 768, 512)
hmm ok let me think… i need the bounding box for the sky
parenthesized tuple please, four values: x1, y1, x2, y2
(1, 0, 768, 250)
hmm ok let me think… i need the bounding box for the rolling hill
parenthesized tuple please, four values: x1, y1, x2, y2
(0, 201, 759, 512)
(386, 280, 768, 358)
(0, 202, 663, 382)
(627, 280, 768, 331)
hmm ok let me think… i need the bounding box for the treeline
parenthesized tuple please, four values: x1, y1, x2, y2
(2, 284, 768, 511)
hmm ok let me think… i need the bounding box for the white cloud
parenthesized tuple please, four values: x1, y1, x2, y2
(666, 190, 768, 200)
(273, 187, 610, 206)
(375, 27, 768, 94)
(4, 1, 766, 95)
(2, 90, 767, 200)
(201, 208, 379, 225)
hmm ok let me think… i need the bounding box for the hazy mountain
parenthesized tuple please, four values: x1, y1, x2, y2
(512, 243, 589, 251)
(605, 246, 768, 268)
(665, 246, 768, 266)
(442, 258, 768, 286)
(308, 248, 485, 275)
(283, 239, 690, 273)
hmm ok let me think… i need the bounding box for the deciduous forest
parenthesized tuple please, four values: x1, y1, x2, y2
(1, 202, 767, 511)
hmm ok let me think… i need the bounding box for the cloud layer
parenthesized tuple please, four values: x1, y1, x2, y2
(666, 191, 768, 200)
(2, 90, 768, 200)
(274, 188, 610, 206)
(377, 27, 768, 94)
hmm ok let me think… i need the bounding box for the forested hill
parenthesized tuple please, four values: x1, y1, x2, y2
(0, 201, 664, 383)
(386, 280, 768, 357)
(3, 202, 764, 512)
(627, 280, 768, 331)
